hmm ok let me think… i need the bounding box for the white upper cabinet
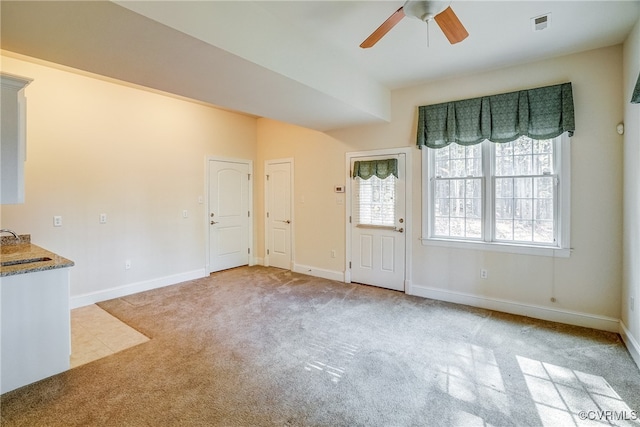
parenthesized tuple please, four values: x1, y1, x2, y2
(1, 73, 32, 204)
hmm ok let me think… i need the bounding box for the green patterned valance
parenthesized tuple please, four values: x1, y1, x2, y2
(632, 73, 640, 104)
(352, 159, 398, 180)
(417, 82, 575, 149)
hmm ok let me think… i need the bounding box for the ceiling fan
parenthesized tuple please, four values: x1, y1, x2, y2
(360, 1, 468, 48)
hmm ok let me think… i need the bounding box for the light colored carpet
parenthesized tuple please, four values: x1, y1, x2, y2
(1, 266, 639, 426)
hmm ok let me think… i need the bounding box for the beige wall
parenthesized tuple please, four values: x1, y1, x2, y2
(0, 53, 257, 299)
(259, 45, 625, 327)
(623, 16, 640, 362)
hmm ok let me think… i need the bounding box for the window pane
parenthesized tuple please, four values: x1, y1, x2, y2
(495, 178, 513, 198)
(495, 198, 513, 219)
(533, 154, 552, 175)
(450, 218, 465, 237)
(497, 155, 513, 176)
(514, 199, 533, 220)
(535, 177, 554, 199)
(435, 198, 450, 216)
(513, 137, 532, 155)
(451, 144, 466, 159)
(450, 198, 465, 218)
(467, 157, 482, 176)
(514, 220, 533, 241)
(513, 155, 532, 175)
(534, 220, 554, 243)
(433, 144, 482, 178)
(514, 178, 532, 198)
(495, 220, 513, 240)
(466, 219, 482, 239)
(432, 176, 483, 240)
(355, 175, 395, 226)
(436, 160, 450, 177)
(466, 198, 482, 219)
(466, 179, 481, 199)
(435, 180, 449, 198)
(434, 217, 450, 236)
(435, 148, 450, 161)
(533, 139, 553, 154)
(535, 199, 553, 221)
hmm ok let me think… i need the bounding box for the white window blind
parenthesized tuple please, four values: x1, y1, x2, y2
(354, 175, 396, 227)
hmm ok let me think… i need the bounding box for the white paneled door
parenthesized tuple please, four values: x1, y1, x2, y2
(208, 159, 251, 273)
(265, 160, 292, 270)
(350, 154, 406, 291)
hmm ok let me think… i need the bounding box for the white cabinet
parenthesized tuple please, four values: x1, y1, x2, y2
(1, 73, 32, 204)
(1, 268, 71, 394)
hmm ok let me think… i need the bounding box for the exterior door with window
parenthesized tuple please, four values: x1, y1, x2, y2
(350, 155, 405, 291)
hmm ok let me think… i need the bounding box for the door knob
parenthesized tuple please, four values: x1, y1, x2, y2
(211, 221, 218, 225)
(395, 227, 404, 233)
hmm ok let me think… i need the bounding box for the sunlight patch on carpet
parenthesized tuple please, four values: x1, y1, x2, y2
(302, 332, 359, 383)
(432, 341, 511, 422)
(518, 356, 638, 426)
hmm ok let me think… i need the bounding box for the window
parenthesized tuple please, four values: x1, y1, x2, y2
(494, 137, 555, 244)
(432, 144, 483, 239)
(354, 174, 396, 227)
(424, 135, 570, 256)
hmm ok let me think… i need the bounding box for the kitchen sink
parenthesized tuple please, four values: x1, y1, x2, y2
(1, 257, 52, 267)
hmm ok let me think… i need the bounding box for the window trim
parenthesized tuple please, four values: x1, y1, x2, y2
(421, 135, 571, 258)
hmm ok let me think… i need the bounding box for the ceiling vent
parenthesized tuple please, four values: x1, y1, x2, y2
(531, 13, 551, 32)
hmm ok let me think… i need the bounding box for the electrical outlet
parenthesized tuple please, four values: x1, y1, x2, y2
(125, 260, 131, 270)
(99, 213, 107, 224)
(480, 269, 488, 279)
(53, 216, 62, 227)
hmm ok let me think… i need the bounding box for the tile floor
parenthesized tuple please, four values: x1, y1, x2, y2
(70, 304, 149, 368)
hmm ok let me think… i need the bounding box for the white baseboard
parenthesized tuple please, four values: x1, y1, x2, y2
(293, 263, 344, 282)
(619, 321, 640, 370)
(70, 269, 207, 309)
(408, 283, 620, 333)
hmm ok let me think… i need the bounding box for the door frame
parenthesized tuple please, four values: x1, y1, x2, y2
(264, 158, 295, 269)
(205, 156, 254, 274)
(345, 148, 412, 290)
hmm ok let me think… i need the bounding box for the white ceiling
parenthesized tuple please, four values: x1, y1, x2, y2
(2, 1, 639, 131)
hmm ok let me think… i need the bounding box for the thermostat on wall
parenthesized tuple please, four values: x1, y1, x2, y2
(335, 185, 345, 193)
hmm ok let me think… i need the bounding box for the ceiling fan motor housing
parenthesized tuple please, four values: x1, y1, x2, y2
(403, 0, 450, 22)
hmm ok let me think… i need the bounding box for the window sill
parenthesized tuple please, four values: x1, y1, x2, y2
(420, 237, 571, 258)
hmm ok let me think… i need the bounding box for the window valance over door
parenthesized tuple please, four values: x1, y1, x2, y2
(352, 159, 398, 180)
(631, 73, 640, 104)
(416, 82, 575, 149)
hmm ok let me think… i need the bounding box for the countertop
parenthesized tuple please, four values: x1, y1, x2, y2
(1, 234, 74, 277)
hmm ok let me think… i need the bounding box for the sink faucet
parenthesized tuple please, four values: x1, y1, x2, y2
(0, 229, 21, 243)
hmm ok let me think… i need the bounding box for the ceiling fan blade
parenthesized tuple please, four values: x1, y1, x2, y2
(434, 6, 468, 44)
(360, 7, 406, 49)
